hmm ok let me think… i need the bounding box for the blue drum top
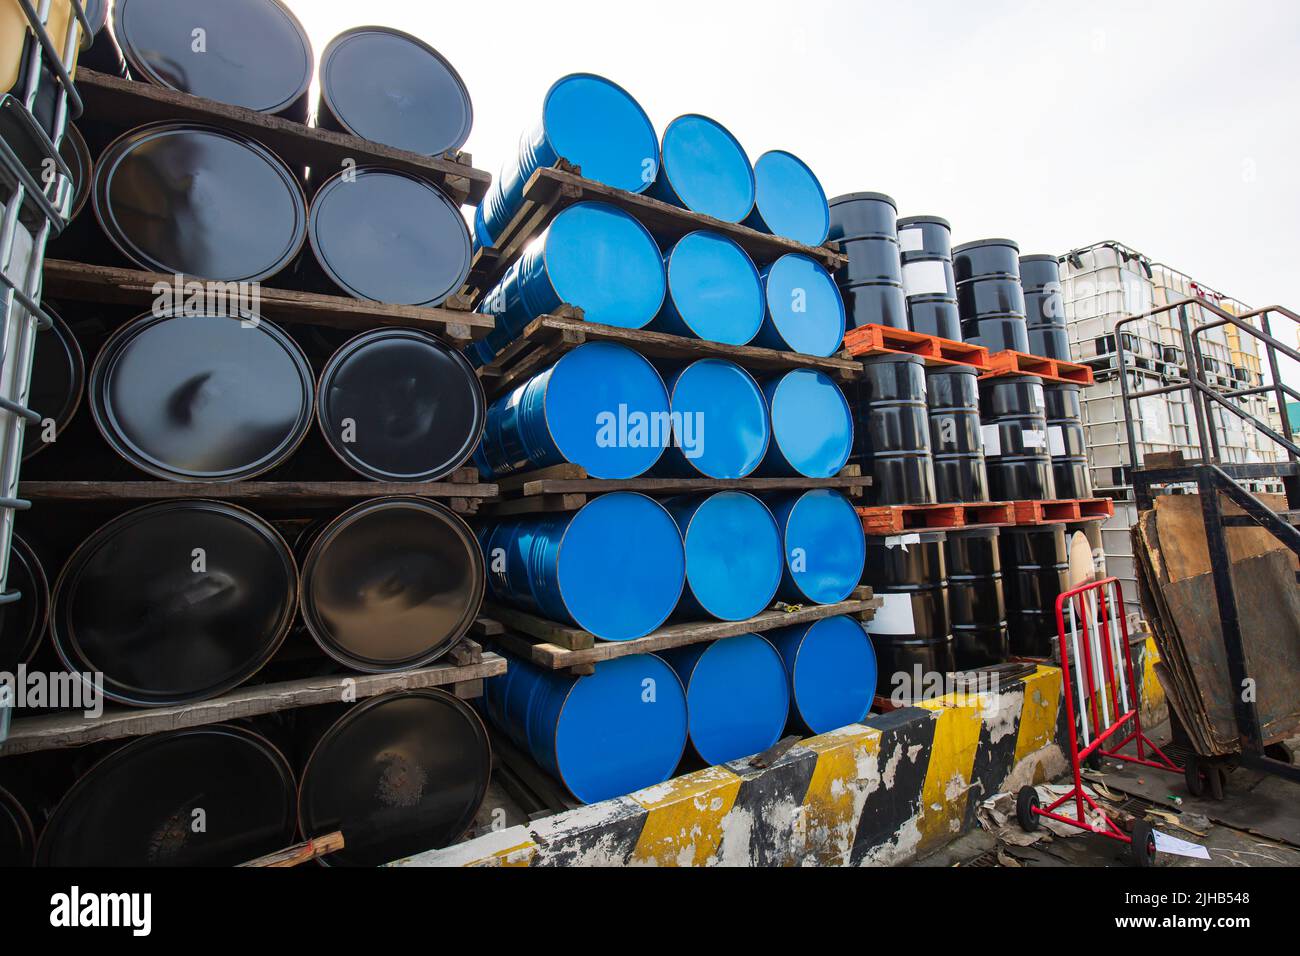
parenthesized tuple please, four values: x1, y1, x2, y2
(544, 74, 660, 193)
(656, 114, 755, 222)
(778, 489, 866, 605)
(782, 616, 877, 734)
(761, 254, 846, 358)
(750, 150, 830, 246)
(660, 232, 764, 345)
(665, 359, 769, 479)
(671, 635, 789, 764)
(767, 369, 853, 478)
(670, 492, 783, 621)
(545, 202, 666, 328)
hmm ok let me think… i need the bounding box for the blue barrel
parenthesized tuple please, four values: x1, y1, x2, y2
(651, 232, 764, 345)
(485, 653, 688, 804)
(476, 342, 670, 479)
(769, 616, 877, 734)
(474, 74, 659, 248)
(743, 150, 830, 246)
(754, 254, 846, 357)
(479, 492, 685, 641)
(663, 635, 789, 764)
(648, 114, 754, 223)
(759, 369, 853, 478)
(766, 489, 866, 605)
(665, 492, 783, 621)
(470, 202, 666, 366)
(658, 359, 769, 478)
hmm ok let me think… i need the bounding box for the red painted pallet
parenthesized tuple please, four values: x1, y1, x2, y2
(1011, 498, 1116, 525)
(855, 500, 1015, 536)
(842, 324, 990, 370)
(981, 350, 1095, 386)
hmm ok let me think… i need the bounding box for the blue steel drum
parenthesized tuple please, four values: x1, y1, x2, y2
(754, 254, 846, 357)
(766, 489, 866, 605)
(476, 342, 670, 479)
(651, 232, 764, 345)
(743, 150, 830, 246)
(471, 202, 666, 366)
(665, 492, 783, 621)
(485, 653, 688, 804)
(475, 74, 659, 248)
(658, 359, 769, 478)
(663, 635, 789, 764)
(769, 616, 877, 734)
(759, 369, 853, 478)
(478, 493, 685, 641)
(649, 114, 755, 223)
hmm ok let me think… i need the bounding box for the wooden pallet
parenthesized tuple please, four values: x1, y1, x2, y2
(462, 163, 846, 302)
(42, 260, 493, 345)
(477, 310, 863, 400)
(982, 350, 1095, 386)
(0, 641, 505, 757)
(474, 590, 881, 675)
(75, 69, 491, 207)
(856, 500, 1015, 536)
(1010, 498, 1117, 525)
(842, 324, 991, 369)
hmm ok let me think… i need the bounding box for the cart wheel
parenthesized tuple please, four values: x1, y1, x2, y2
(1207, 763, 1226, 802)
(1131, 819, 1157, 867)
(1016, 786, 1041, 832)
(1184, 753, 1206, 798)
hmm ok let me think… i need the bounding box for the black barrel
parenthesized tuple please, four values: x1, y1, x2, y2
(1020, 255, 1070, 360)
(297, 690, 491, 866)
(926, 365, 989, 503)
(24, 305, 83, 462)
(306, 167, 471, 307)
(953, 239, 1030, 352)
(979, 375, 1057, 501)
(852, 354, 936, 505)
(317, 330, 485, 482)
(89, 310, 314, 482)
(35, 725, 297, 866)
(298, 498, 485, 673)
(317, 27, 473, 157)
(93, 122, 308, 282)
(1000, 525, 1069, 658)
(113, 0, 313, 120)
(945, 528, 1010, 669)
(861, 532, 954, 697)
(0, 785, 34, 867)
(1044, 383, 1093, 499)
(52, 501, 298, 706)
(57, 124, 92, 222)
(0, 535, 49, 673)
(827, 192, 907, 330)
(898, 215, 960, 340)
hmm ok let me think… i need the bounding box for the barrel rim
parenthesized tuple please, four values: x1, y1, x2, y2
(88, 308, 316, 482)
(953, 237, 1021, 255)
(4, 533, 50, 669)
(0, 784, 34, 866)
(92, 120, 309, 282)
(658, 113, 756, 219)
(542, 72, 659, 194)
(298, 496, 486, 673)
(318, 24, 474, 156)
(896, 214, 951, 230)
(58, 122, 92, 221)
(828, 191, 897, 209)
(315, 328, 487, 482)
(1018, 253, 1060, 265)
(23, 303, 84, 463)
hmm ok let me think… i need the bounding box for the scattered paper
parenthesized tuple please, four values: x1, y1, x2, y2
(1151, 829, 1211, 860)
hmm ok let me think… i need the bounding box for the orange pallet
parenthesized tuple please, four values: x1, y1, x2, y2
(981, 350, 1095, 386)
(843, 324, 990, 370)
(962, 501, 1016, 527)
(855, 500, 1015, 536)
(1011, 498, 1115, 525)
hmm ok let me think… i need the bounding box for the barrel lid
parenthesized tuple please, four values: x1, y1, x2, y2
(1019, 254, 1060, 264)
(672, 491, 782, 620)
(543, 342, 670, 479)
(0, 786, 33, 867)
(544, 202, 666, 328)
(778, 489, 866, 604)
(299, 690, 491, 866)
(665, 359, 769, 479)
(658, 114, 755, 223)
(761, 254, 845, 358)
(0, 535, 48, 674)
(319, 26, 472, 156)
(543, 74, 659, 194)
(57, 123, 91, 221)
(953, 238, 1021, 255)
(94, 122, 307, 282)
(750, 150, 830, 246)
(299, 498, 485, 672)
(897, 214, 951, 230)
(555, 655, 688, 803)
(675, 635, 789, 764)
(37, 724, 297, 866)
(787, 616, 876, 733)
(24, 304, 83, 462)
(829, 191, 897, 209)
(309, 166, 471, 307)
(52, 500, 298, 706)
(767, 369, 854, 478)
(664, 231, 764, 345)
(317, 329, 485, 482)
(114, 0, 313, 115)
(863, 351, 925, 367)
(90, 310, 314, 481)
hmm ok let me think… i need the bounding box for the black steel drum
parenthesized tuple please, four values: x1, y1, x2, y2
(953, 239, 1030, 352)
(0, 785, 34, 867)
(852, 354, 936, 505)
(298, 690, 492, 867)
(898, 215, 959, 339)
(56, 124, 91, 222)
(24, 305, 83, 462)
(862, 531, 954, 697)
(979, 374, 1056, 501)
(925, 365, 989, 503)
(945, 528, 1010, 669)
(1044, 383, 1092, 499)
(896, 215, 953, 259)
(828, 192, 907, 330)
(298, 498, 485, 673)
(52, 501, 298, 706)
(35, 724, 297, 866)
(1020, 254, 1070, 360)
(1000, 525, 1069, 658)
(0, 535, 49, 674)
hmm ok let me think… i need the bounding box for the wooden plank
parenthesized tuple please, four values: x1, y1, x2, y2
(76, 70, 491, 206)
(510, 464, 868, 500)
(0, 653, 508, 756)
(42, 260, 494, 342)
(481, 604, 596, 651)
(20, 479, 499, 504)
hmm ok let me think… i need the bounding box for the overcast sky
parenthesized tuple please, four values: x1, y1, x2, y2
(288, 0, 1300, 385)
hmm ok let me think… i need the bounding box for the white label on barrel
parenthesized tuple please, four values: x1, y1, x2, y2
(981, 424, 1002, 456)
(1023, 428, 1048, 448)
(899, 227, 924, 253)
(902, 259, 949, 297)
(1049, 426, 1067, 456)
(1030, 384, 1045, 412)
(864, 593, 917, 636)
(884, 533, 922, 550)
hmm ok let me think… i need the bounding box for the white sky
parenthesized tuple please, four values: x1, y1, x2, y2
(287, 0, 1300, 385)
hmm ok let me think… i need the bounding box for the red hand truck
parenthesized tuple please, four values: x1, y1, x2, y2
(1015, 577, 1181, 866)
